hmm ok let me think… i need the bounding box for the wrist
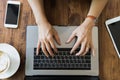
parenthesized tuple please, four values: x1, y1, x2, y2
(37, 20, 52, 32)
(36, 18, 49, 26)
(84, 15, 96, 26)
(84, 18, 95, 25)
(85, 15, 97, 24)
(86, 15, 97, 20)
(81, 16, 96, 30)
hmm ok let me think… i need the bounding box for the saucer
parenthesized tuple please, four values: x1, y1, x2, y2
(0, 43, 20, 79)
(0, 51, 10, 74)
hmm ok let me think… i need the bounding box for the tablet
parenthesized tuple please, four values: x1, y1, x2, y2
(105, 16, 120, 58)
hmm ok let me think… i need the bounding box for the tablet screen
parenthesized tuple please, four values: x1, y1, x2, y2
(108, 21, 120, 55)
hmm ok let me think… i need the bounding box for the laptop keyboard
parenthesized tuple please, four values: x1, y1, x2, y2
(34, 48, 91, 70)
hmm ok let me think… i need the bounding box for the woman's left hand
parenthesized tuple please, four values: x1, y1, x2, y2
(66, 18, 96, 56)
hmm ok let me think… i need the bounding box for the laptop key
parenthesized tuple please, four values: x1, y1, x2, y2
(33, 48, 91, 70)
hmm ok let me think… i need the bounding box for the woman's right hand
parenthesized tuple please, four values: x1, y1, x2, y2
(36, 22, 61, 57)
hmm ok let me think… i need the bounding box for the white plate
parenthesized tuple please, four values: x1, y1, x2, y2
(0, 43, 20, 79)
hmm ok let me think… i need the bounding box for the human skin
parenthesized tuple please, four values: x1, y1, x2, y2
(28, 0, 108, 57)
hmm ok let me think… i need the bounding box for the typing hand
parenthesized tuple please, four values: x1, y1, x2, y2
(66, 18, 95, 56)
(36, 22, 61, 57)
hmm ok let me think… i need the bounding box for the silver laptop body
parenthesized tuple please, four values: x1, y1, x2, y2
(25, 26, 99, 76)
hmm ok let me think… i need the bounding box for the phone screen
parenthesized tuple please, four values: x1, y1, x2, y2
(108, 21, 120, 55)
(5, 4, 19, 24)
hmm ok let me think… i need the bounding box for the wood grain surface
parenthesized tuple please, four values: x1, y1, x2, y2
(0, 0, 120, 80)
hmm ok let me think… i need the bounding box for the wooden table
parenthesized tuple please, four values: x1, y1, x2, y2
(0, 0, 120, 80)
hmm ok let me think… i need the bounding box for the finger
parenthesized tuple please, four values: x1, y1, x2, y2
(36, 41, 41, 55)
(70, 38, 82, 54)
(44, 40, 54, 57)
(66, 33, 75, 43)
(54, 32, 61, 45)
(82, 44, 89, 56)
(76, 42, 86, 56)
(49, 38, 58, 53)
(41, 42, 49, 57)
(90, 42, 95, 56)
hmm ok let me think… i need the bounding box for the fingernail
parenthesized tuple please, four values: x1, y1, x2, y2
(75, 53, 79, 56)
(65, 41, 68, 44)
(93, 53, 95, 57)
(70, 51, 73, 54)
(59, 42, 61, 45)
(46, 55, 49, 57)
(51, 55, 54, 57)
(55, 50, 58, 53)
(52, 55, 55, 57)
(36, 51, 38, 55)
(66, 40, 69, 43)
(36, 53, 38, 56)
(54, 48, 58, 53)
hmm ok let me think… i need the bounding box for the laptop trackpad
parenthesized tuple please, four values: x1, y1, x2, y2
(25, 76, 99, 80)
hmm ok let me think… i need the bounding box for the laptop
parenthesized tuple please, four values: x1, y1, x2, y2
(25, 26, 99, 80)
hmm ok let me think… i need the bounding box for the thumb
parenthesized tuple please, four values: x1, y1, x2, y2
(54, 31, 61, 45)
(66, 33, 75, 44)
(90, 41, 95, 56)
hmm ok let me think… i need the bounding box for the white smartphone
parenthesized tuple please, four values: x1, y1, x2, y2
(4, 1, 21, 28)
(105, 16, 120, 58)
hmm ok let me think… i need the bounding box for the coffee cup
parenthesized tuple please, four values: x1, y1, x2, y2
(0, 51, 10, 74)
